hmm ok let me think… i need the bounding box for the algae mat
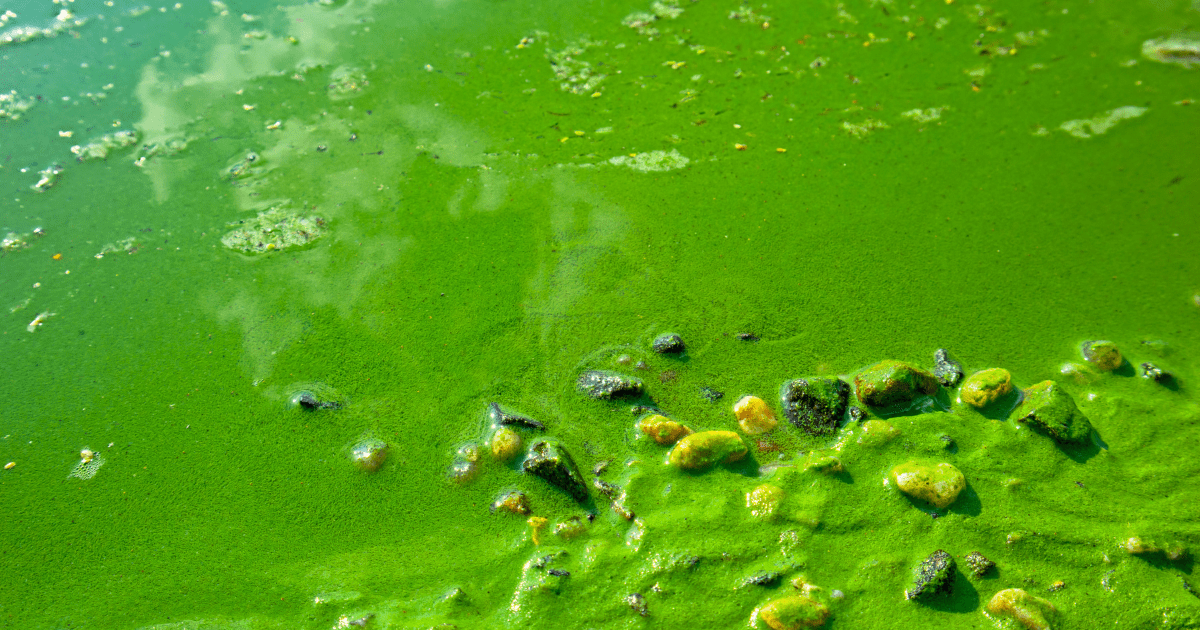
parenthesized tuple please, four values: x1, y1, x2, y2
(1, 0, 1199, 627)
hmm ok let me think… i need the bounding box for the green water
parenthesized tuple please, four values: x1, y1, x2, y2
(2, 0, 1199, 627)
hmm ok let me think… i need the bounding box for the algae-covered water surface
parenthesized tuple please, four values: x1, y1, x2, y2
(2, 0, 1199, 627)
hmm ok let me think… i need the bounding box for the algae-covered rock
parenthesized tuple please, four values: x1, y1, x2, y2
(757, 594, 830, 629)
(553, 516, 588, 540)
(986, 588, 1056, 630)
(486, 402, 546, 430)
(964, 551, 996, 577)
(491, 491, 532, 515)
(522, 440, 589, 502)
(801, 455, 844, 474)
(1141, 362, 1174, 385)
(934, 349, 965, 388)
(1122, 536, 1188, 561)
(652, 332, 686, 354)
(780, 378, 849, 435)
(734, 395, 779, 435)
(1013, 381, 1094, 445)
(450, 444, 481, 484)
(638, 414, 693, 445)
(961, 368, 1014, 409)
(1082, 340, 1123, 371)
(577, 370, 645, 399)
(906, 550, 956, 601)
(490, 427, 523, 462)
(349, 438, 388, 472)
(858, 420, 900, 446)
(668, 430, 747, 470)
(747, 483, 785, 519)
(890, 461, 966, 508)
(854, 361, 938, 407)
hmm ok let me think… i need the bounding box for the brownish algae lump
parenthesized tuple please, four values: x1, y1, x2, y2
(889, 461, 966, 508)
(758, 594, 830, 629)
(1012, 381, 1094, 445)
(986, 588, 1056, 630)
(637, 414, 693, 445)
(854, 360, 938, 407)
(1081, 340, 1123, 371)
(733, 395, 778, 434)
(668, 430, 747, 470)
(960, 368, 1013, 408)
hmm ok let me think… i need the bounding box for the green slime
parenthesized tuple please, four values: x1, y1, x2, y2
(0, 0, 1198, 627)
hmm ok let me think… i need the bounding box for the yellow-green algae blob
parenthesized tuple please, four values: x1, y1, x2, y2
(668, 430, 747, 470)
(889, 461, 966, 508)
(985, 588, 1056, 630)
(757, 594, 830, 629)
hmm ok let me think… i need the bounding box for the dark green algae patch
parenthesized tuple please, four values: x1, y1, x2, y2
(1, 0, 1199, 628)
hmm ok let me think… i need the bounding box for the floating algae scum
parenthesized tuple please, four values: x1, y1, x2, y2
(1, 0, 1199, 627)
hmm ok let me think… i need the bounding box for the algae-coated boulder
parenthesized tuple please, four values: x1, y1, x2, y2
(746, 483, 785, 519)
(858, 420, 900, 446)
(890, 461, 966, 508)
(961, 368, 1014, 408)
(986, 588, 1056, 630)
(781, 378, 850, 435)
(734, 395, 778, 435)
(522, 440, 589, 502)
(933, 349, 965, 388)
(638, 414, 693, 445)
(854, 361, 939, 407)
(668, 430, 747, 470)
(577, 370, 645, 399)
(906, 550, 956, 601)
(1081, 340, 1123, 371)
(964, 551, 996, 577)
(1013, 381, 1093, 445)
(652, 332, 686, 354)
(758, 595, 830, 629)
(350, 438, 388, 472)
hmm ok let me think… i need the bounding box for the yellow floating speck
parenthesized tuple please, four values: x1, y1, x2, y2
(574, 130, 585, 136)
(591, 92, 602, 98)
(735, 143, 748, 150)
(560, 137, 569, 142)
(907, 31, 916, 40)
(863, 41, 871, 47)
(242, 104, 256, 111)
(1009, 48, 1018, 55)
(4, 462, 14, 470)
(776, 148, 786, 153)
(528, 516, 548, 545)
(868, 33, 876, 40)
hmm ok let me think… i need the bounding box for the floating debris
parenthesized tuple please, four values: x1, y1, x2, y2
(842, 119, 889, 138)
(68, 448, 105, 480)
(31, 165, 64, 192)
(0, 90, 36, 120)
(221, 207, 328, 253)
(1059, 106, 1147, 138)
(94, 237, 139, 258)
(70, 130, 139, 161)
(933, 349, 964, 388)
(0, 9, 88, 50)
(607, 150, 689, 172)
(1142, 32, 1200, 68)
(26, 311, 55, 332)
(349, 438, 388, 472)
(328, 66, 368, 99)
(964, 551, 995, 577)
(900, 107, 949, 123)
(906, 550, 956, 601)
